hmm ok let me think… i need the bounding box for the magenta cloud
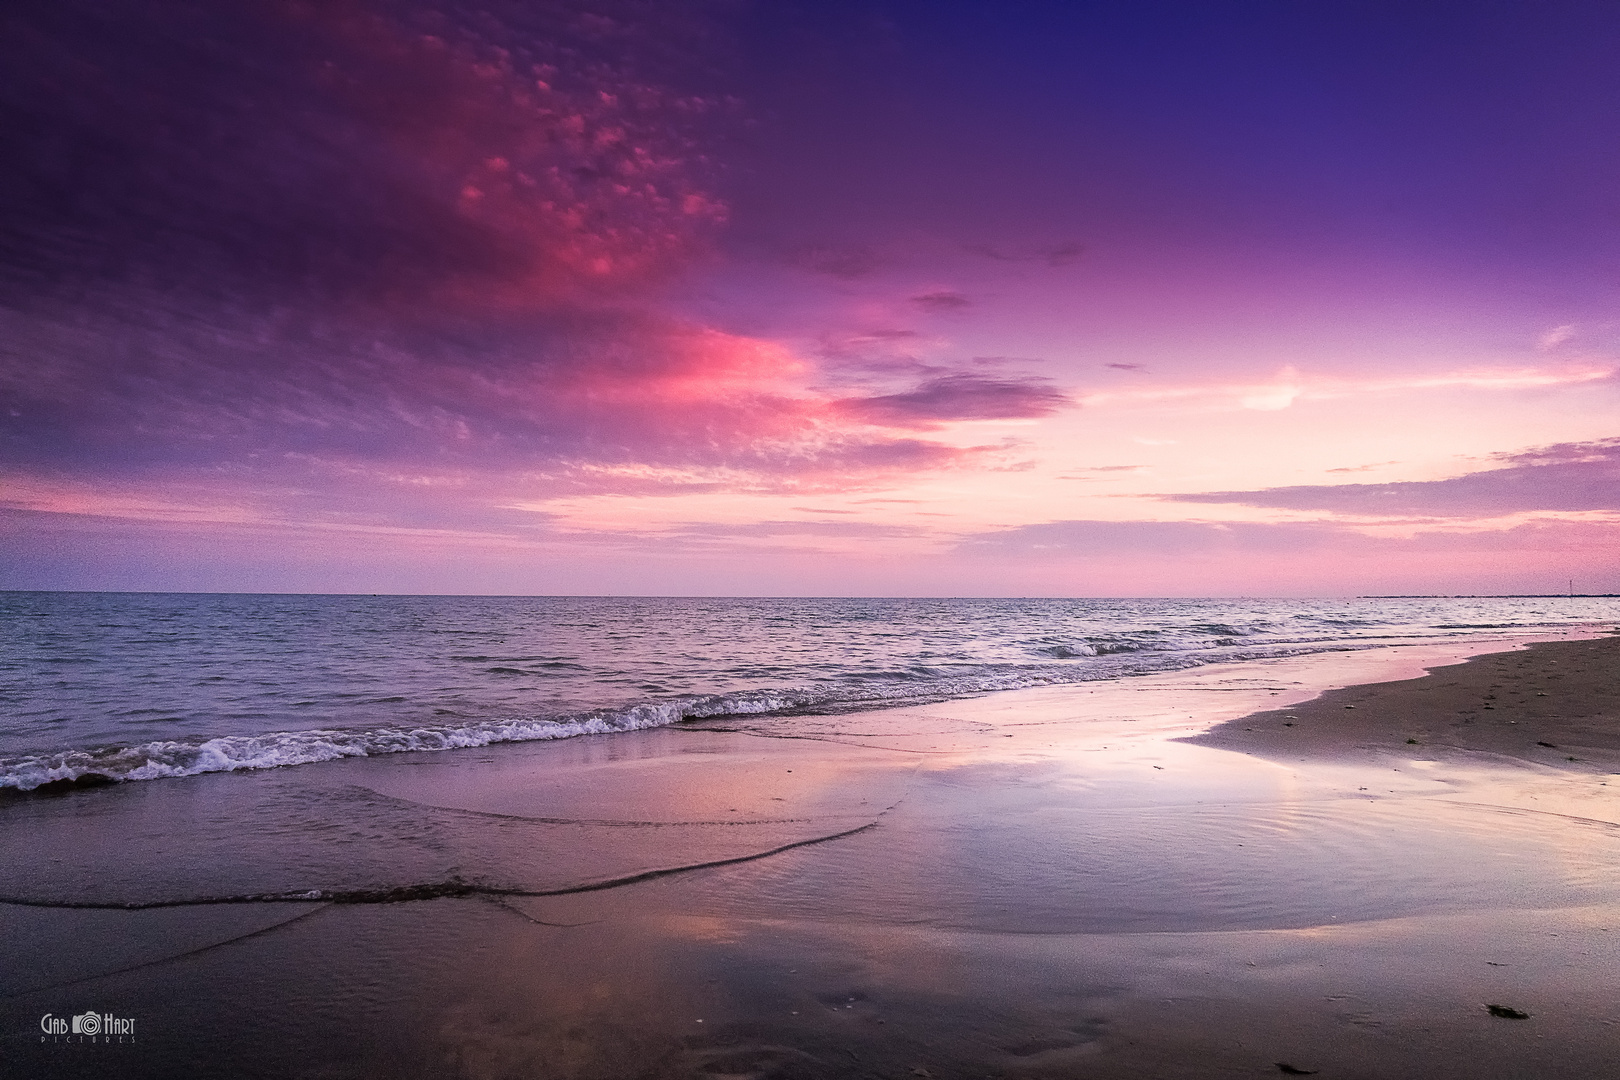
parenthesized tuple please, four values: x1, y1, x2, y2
(0, 0, 1000, 504)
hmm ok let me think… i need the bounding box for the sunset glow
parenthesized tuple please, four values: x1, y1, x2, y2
(3, 1, 1618, 595)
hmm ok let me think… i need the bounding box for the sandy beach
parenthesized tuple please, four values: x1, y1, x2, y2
(5, 630, 1619, 1079)
(1189, 634, 1620, 771)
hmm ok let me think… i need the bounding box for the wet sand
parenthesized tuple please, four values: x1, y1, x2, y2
(1188, 633, 1620, 772)
(4, 631, 1620, 1078)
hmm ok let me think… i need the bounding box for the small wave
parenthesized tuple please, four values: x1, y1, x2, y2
(1037, 644, 1096, 659)
(0, 663, 1128, 792)
(1, 620, 1553, 794)
(0, 683, 886, 793)
(452, 655, 586, 667)
(1188, 622, 1267, 636)
(1, 711, 675, 793)
(1090, 642, 1143, 655)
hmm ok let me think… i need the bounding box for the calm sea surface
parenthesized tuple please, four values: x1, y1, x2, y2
(2, 592, 1615, 791)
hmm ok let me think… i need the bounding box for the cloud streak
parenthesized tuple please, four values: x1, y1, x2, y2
(965, 241, 1084, 267)
(910, 291, 972, 312)
(831, 374, 1070, 429)
(1165, 439, 1620, 518)
(1077, 366, 1614, 411)
(960, 515, 1620, 559)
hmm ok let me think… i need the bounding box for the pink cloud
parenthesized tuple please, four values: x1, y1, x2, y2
(292, 1, 730, 311)
(1, 0, 1010, 518)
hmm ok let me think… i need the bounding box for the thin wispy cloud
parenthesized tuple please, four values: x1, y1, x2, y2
(911, 291, 973, 312)
(1057, 465, 1144, 480)
(956, 517, 1620, 584)
(796, 244, 883, 279)
(1077, 365, 1614, 411)
(832, 374, 1071, 428)
(1326, 461, 1400, 474)
(965, 241, 1085, 267)
(1538, 325, 1579, 351)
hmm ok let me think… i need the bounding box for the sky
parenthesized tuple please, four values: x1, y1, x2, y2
(2, 0, 1618, 596)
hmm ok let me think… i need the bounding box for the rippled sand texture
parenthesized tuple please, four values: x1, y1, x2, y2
(4, 634, 1619, 1078)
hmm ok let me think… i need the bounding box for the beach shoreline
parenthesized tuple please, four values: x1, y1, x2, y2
(4, 626, 1619, 1078)
(1185, 631, 1620, 774)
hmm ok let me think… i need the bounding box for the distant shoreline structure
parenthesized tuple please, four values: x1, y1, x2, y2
(1359, 594, 1620, 599)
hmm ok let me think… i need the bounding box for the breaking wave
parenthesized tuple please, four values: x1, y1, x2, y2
(4, 592, 1611, 793)
(1, 646, 1295, 791)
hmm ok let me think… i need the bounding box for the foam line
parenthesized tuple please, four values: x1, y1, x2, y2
(0, 821, 882, 912)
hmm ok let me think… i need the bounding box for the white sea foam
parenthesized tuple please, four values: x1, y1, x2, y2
(0, 658, 1174, 790)
(4, 593, 1611, 792)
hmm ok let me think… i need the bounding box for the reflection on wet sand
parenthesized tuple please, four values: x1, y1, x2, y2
(4, 633, 1618, 1078)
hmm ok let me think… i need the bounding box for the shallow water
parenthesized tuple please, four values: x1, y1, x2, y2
(5, 646, 1620, 1079)
(6, 648, 1615, 935)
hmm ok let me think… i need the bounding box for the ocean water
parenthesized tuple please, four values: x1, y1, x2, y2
(6, 597, 1620, 1080)
(2, 592, 1614, 792)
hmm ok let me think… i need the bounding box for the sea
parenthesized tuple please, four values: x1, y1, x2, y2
(3, 592, 1616, 793)
(7, 592, 1620, 1080)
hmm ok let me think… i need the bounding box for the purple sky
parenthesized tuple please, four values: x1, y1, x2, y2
(3, 0, 1618, 595)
